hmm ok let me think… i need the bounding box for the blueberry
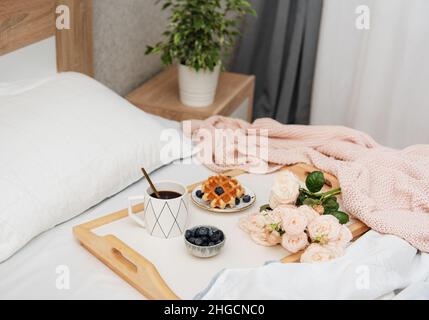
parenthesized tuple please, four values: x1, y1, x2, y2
(243, 195, 251, 203)
(218, 231, 225, 242)
(185, 230, 193, 239)
(208, 242, 215, 246)
(196, 227, 209, 237)
(215, 187, 224, 195)
(210, 234, 220, 242)
(235, 197, 240, 205)
(210, 230, 222, 242)
(208, 228, 214, 237)
(196, 190, 204, 198)
(194, 238, 203, 246)
(188, 237, 196, 244)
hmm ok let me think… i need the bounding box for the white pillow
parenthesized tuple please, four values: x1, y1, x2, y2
(0, 72, 180, 261)
(0, 78, 54, 95)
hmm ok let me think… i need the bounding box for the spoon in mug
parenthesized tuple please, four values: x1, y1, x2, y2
(141, 167, 160, 198)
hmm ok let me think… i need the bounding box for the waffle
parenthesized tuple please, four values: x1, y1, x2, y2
(201, 175, 245, 209)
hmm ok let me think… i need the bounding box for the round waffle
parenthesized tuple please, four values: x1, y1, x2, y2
(201, 175, 245, 209)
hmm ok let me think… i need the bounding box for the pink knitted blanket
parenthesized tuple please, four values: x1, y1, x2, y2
(187, 116, 429, 252)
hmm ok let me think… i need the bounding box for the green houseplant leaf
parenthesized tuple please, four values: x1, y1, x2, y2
(145, 0, 256, 71)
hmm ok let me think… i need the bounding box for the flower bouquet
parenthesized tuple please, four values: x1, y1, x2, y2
(240, 170, 353, 263)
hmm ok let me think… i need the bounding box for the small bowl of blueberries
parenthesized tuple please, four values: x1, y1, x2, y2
(184, 225, 225, 258)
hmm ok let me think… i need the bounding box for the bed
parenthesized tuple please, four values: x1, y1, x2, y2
(1, 73, 428, 300)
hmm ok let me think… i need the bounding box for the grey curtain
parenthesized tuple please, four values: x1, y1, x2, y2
(231, 0, 323, 124)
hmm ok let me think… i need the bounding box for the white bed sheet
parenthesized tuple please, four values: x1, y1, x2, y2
(0, 161, 209, 299)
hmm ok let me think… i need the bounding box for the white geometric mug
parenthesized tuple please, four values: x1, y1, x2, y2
(127, 181, 189, 239)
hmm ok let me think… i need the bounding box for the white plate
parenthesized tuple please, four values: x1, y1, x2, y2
(191, 185, 256, 213)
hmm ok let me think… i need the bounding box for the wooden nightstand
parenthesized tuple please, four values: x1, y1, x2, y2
(126, 66, 255, 122)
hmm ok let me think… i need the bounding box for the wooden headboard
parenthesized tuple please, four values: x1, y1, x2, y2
(0, 0, 93, 76)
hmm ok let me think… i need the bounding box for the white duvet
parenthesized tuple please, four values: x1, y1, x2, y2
(196, 231, 429, 300)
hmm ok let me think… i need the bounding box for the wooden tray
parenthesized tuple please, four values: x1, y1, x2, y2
(73, 164, 370, 300)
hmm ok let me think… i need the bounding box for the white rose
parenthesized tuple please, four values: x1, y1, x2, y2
(300, 243, 337, 263)
(307, 215, 341, 243)
(333, 225, 353, 247)
(297, 205, 320, 224)
(269, 171, 300, 209)
(280, 207, 308, 236)
(281, 232, 309, 253)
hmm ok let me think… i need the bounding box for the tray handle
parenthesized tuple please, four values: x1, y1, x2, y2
(102, 234, 179, 300)
(74, 223, 179, 300)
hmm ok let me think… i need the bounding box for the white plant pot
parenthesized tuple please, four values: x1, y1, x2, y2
(178, 63, 221, 107)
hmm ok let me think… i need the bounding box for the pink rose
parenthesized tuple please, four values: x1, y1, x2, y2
(300, 243, 336, 263)
(267, 230, 282, 246)
(307, 215, 341, 243)
(280, 207, 308, 236)
(239, 214, 266, 234)
(262, 208, 283, 226)
(297, 205, 320, 223)
(250, 229, 281, 247)
(269, 171, 300, 208)
(333, 225, 353, 247)
(281, 232, 309, 253)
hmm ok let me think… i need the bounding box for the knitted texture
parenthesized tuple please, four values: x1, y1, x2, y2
(187, 116, 429, 252)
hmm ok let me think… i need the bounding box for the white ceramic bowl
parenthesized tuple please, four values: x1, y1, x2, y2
(184, 225, 225, 258)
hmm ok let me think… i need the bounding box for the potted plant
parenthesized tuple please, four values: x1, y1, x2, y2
(146, 0, 256, 107)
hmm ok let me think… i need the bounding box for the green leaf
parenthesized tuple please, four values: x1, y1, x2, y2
(305, 171, 325, 193)
(322, 196, 339, 214)
(303, 198, 321, 206)
(330, 211, 350, 225)
(162, 1, 172, 10)
(296, 190, 307, 206)
(173, 33, 181, 45)
(260, 204, 272, 212)
(145, 46, 154, 55)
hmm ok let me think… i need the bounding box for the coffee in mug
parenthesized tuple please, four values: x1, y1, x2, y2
(128, 181, 189, 239)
